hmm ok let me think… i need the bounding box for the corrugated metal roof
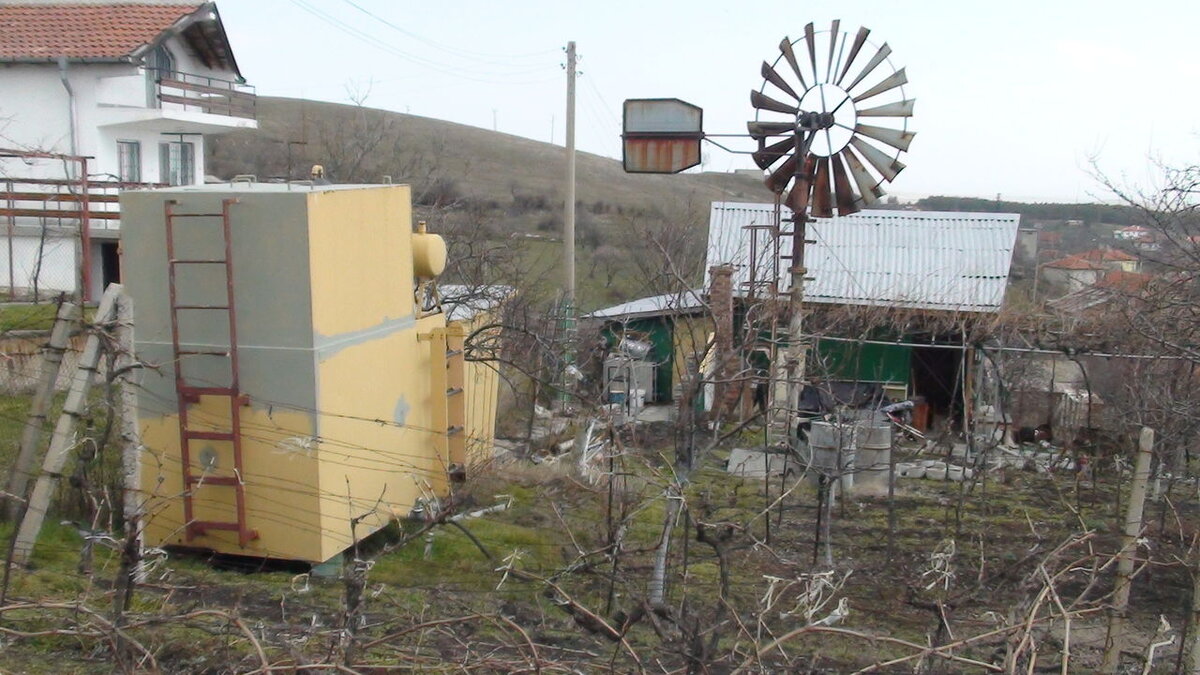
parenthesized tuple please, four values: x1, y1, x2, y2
(707, 203, 1020, 313)
(439, 284, 513, 322)
(586, 290, 706, 320)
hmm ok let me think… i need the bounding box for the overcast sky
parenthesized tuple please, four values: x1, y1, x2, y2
(218, 0, 1198, 203)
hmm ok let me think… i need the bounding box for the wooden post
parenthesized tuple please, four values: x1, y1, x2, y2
(1101, 426, 1154, 673)
(10, 285, 121, 565)
(3, 295, 78, 520)
(114, 291, 144, 581)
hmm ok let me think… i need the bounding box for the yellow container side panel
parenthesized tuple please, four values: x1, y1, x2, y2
(313, 315, 448, 562)
(139, 406, 323, 561)
(673, 316, 714, 391)
(450, 316, 501, 466)
(306, 186, 415, 338)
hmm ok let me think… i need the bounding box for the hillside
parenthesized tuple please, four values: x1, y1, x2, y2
(209, 97, 773, 210)
(207, 97, 775, 310)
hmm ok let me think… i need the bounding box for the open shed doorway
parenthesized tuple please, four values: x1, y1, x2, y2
(910, 345, 964, 431)
(100, 242, 121, 289)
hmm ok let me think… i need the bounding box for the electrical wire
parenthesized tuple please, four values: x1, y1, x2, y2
(288, 0, 560, 86)
(338, 0, 558, 63)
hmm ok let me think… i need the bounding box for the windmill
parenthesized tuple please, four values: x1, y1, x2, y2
(745, 22, 915, 448)
(750, 21, 914, 217)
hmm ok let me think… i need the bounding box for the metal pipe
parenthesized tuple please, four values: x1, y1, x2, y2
(57, 57, 78, 161)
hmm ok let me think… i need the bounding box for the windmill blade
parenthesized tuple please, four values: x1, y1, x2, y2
(761, 61, 800, 100)
(842, 147, 884, 205)
(851, 68, 908, 103)
(765, 153, 799, 193)
(843, 43, 892, 93)
(836, 26, 870, 85)
(831, 153, 860, 216)
(751, 89, 799, 115)
(747, 121, 796, 140)
(850, 137, 905, 182)
(778, 37, 808, 91)
(826, 19, 840, 82)
(811, 157, 833, 218)
(803, 23, 818, 82)
(857, 99, 915, 118)
(752, 135, 796, 169)
(854, 123, 916, 152)
(785, 155, 816, 213)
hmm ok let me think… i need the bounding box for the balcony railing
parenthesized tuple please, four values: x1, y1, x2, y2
(152, 69, 256, 120)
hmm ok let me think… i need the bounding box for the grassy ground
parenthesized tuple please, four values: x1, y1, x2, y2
(0, 417, 1190, 672)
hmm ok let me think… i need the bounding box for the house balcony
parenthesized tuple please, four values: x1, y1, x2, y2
(96, 69, 258, 134)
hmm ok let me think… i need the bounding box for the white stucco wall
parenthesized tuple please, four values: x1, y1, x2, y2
(0, 29, 252, 296)
(0, 31, 250, 186)
(0, 232, 78, 296)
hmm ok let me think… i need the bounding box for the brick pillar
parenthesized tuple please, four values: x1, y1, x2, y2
(708, 265, 744, 416)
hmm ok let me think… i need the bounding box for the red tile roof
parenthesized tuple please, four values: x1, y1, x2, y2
(1096, 270, 1151, 293)
(1078, 247, 1138, 263)
(0, 3, 202, 61)
(1044, 255, 1105, 271)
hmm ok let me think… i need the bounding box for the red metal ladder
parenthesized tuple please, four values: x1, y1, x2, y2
(164, 198, 257, 547)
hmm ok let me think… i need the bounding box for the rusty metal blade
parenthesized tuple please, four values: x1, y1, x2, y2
(761, 61, 799, 101)
(842, 147, 883, 205)
(752, 135, 795, 169)
(851, 67, 908, 103)
(804, 23, 818, 83)
(831, 153, 859, 216)
(811, 157, 832, 218)
(854, 123, 916, 152)
(747, 121, 796, 140)
(826, 20, 840, 82)
(857, 98, 915, 117)
(843, 43, 891, 93)
(850, 137, 905, 182)
(778, 37, 808, 91)
(765, 153, 799, 193)
(836, 26, 870, 85)
(785, 155, 816, 213)
(751, 89, 799, 115)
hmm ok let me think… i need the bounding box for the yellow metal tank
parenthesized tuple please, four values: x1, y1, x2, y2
(411, 221, 447, 279)
(120, 184, 488, 564)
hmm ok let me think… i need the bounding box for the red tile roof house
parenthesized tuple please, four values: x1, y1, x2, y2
(1075, 246, 1141, 273)
(0, 1, 254, 298)
(1040, 254, 1106, 296)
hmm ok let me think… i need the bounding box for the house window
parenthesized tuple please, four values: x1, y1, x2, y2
(117, 141, 141, 183)
(145, 44, 176, 107)
(159, 141, 195, 186)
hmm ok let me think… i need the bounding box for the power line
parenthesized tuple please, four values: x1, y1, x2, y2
(339, 0, 557, 63)
(288, 0, 559, 85)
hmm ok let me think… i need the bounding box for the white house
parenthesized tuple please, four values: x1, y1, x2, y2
(0, 0, 255, 299)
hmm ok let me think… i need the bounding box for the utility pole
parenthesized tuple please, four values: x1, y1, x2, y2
(564, 41, 577, 306)
(558, 41, 577, 407)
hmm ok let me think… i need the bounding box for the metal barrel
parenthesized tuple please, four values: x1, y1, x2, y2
(853, 423, 892, 496)
(809, 421, 855, 477)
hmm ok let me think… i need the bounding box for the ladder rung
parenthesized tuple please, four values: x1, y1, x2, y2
(173, 304, 230, 310)
(178, 349, 230, 356)
(447, 425, 464, 436)
(191, 521, 258, 538)
(187, 475, 241, 486)
(170, 258, 228, 265)
(170, 213, 226, 218)
(179, 386, 237, 396)
(184, 430, 235, 441)
(446, 387, 463, 397)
